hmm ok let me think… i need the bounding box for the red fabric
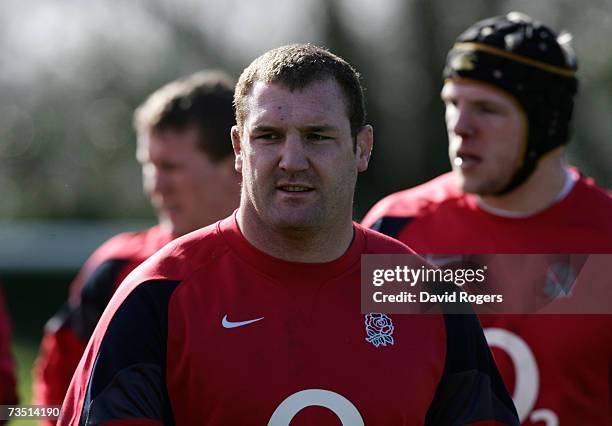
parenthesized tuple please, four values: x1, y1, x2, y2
(68, 225, 174, 305)
(33, 225, 172, 425)
(60, 215, 455, 425)
(0, 285, 17, 408)
(33, 327, 85, 410)
(100, 420, 162, 426)
(363, 169, 612, 425)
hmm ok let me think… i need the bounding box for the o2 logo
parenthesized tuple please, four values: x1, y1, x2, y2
(268, 389, 364, 425)
(485, 328, 559, 426)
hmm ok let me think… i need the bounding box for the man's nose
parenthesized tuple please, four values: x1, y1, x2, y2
(448, 106, 474, 139)
(278, 134, 309, 173)
(144, 168, 171, 195)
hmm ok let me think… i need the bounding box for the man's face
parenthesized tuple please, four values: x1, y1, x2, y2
(441, 80, 527, 195)
(231, 79, 372, 232)
(137, 127, 238, 236)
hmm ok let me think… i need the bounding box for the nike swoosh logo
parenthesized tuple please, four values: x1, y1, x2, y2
(222, 314, 264, 329)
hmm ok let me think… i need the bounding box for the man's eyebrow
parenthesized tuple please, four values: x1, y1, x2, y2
(250, 125, 339, 133)
(299, 125, 338, 132)
(473, 99, 506, 109)
(250, 125, 279, 133)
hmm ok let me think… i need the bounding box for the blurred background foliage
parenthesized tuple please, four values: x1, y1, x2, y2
(1, 0, 610, 223)
(1, 0, 611, 413)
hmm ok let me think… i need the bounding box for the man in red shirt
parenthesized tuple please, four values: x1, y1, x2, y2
(33, 70, 240, 423)
(0, 283, 18, 424)
(59, 44, 518, 425)
(363, 12, 612, 425)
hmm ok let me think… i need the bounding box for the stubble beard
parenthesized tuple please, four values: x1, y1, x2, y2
(239, 174, 324, 235)
(456, 168, 513, 196)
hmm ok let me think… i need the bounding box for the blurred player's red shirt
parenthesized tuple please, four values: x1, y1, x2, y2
(32, 225, 172, 425)
(0, 284, 18, 424)
(362, 170, 612, 425)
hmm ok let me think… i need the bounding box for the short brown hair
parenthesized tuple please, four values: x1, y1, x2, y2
(234, 44, 366, 136)
(134, 70, 235, 161)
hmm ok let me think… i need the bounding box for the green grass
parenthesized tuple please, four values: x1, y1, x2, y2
(3, 272, 74, 426)
(11, 338, 38, 426)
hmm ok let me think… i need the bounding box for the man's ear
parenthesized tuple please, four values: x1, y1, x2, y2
(355, 125, 373, 172)
(231, 125, 243, 173)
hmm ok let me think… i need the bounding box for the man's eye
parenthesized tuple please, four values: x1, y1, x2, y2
(477, 104, 501, 114)
(159, 164, 179, 172)
(255, 133, 280, 141)
(305, 133, 331, 142)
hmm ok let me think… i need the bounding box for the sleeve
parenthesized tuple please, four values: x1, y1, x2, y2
(33, 316, 86, 426)
(0, 284, 18, 411)
(59, 280, 180, 426)
(361, 195, 415, 238)
(425, 312, 520, 426)
(32, 258, 130, 426)
(360, 201, 387, 229)
(364, 216, 413, 238)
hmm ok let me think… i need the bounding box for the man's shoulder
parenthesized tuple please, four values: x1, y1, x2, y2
(356, 223, 416, 255)
(564, 171, 612, 228)
(93, 222, 226, 329)
(67, 226, 170, 298)
(87, 225, 169, 266)
(125, 221, 226, 285)
(362, 172, 462, 227)
(576, 172, 612, 205)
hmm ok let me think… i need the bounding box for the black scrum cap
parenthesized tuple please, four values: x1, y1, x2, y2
(443, 12, 578, 194)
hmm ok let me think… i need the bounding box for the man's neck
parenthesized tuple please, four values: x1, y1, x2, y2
(236, 207, 355, 263)
(478, 152, 569, 215)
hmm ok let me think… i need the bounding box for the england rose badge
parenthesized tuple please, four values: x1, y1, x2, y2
(364, 313, 394, 347)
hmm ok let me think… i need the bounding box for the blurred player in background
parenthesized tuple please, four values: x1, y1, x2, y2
(0, 283, 18, 425)
(363, 12, 612, 425)
(32, 70, 240, 424)
(58, 43, 518, 425)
